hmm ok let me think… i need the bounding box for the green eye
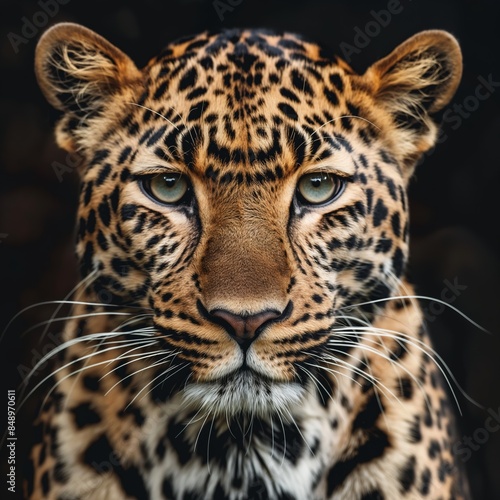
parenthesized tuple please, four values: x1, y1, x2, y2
(297, 172, 344, 205)
(145, 173, 190, 204)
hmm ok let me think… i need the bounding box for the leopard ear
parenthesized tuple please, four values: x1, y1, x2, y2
(365, 30, 462, 170)
(35, 23, 140, 150)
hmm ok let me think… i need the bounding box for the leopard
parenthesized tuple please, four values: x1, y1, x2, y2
(25, 22, 469, 499)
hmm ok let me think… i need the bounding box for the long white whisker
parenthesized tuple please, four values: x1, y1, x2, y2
(21, 336, 157, 405)
(297, 364, 337, 405)
(129, 361, 185, 408)
(1, 271, 101, 342)
(22, 311, 136, 336)
(327, 341, 421, 395)
(104, 350, 176, 395)
(296, 115, 381, 152)
(39, 270, 98, 343)
(281, 405, 314, 457)
(127, 102, 179, 130)
(307, 351, 400, 404)
(25, 329, 156, 383)
(193, 411, 211, 457)
(206, 416, 215, 474)
(340, 295, 489, 334)
(329, 326, 483, 412)
(332, 314, 480, 406)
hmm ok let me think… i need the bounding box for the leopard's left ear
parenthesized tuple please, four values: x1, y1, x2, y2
(35, 23, 141, 151)
(365, 30, 462, 171)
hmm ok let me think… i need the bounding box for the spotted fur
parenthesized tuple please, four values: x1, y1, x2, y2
(26, 23, 468, 499)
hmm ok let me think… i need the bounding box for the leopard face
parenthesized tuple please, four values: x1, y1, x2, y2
(35, 25, 461, 418)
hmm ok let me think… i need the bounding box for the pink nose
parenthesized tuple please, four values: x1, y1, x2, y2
(210, 309, 282, 344)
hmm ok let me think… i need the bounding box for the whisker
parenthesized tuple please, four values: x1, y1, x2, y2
(274, 406, 288, 467)
(306, 350, 400, 404)
(295, 115, 382, 151)
(103, 350, 176, 396)
(39, 270, 99, 343)
(327, 342, 424, 402)
(21, 311, 137, 336)
(205, 416, 216, 473)
(193, 411, 211, 457)
(127, 102, 179, 130)
(329, 326, 484, 412)
(24, 329, 156, 383)
(304, 358, 362, 391)
(175, 405, 208, 439)
(20, 345, 156, 412)
(297, 364, 337, 405)
(281, 405, 314, 457)
(332, 311, 483, 407)
(345, 307, 404, 430)
(129, 360, 186, 408)
(340, 295, 489, 334)
(60, 338, 158, 411)
(20, 335, 157, 404)
(1, 271, 100, 342)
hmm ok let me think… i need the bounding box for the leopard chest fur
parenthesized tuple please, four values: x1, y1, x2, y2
(141, 392, 336, 500)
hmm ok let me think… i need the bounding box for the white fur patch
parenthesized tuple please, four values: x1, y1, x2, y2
(182, 370, 305, 418)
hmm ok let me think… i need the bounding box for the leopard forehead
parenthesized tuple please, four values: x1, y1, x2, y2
(116, 29, 380, 182)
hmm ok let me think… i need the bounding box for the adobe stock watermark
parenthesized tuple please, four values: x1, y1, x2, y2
(7, 0, 71, 54)
(422, 277, 467, 323)
(339, 0, 411, 63)
(418, 74, 500, 166)
(453, 406, 500, 463)
(213, 0, 244, 21)
(17, 332, 62, 381)
(52, 152, 82, 182)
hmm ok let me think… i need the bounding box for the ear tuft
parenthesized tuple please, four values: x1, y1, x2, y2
(35, 23, 140, 117)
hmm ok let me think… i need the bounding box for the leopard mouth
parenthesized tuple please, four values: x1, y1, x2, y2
(181, 366, 305, 417)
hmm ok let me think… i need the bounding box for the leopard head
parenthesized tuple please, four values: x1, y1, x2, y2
(35, 24, 461, 415)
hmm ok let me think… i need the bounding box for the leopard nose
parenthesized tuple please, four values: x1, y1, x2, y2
(210, 308, 282, 345)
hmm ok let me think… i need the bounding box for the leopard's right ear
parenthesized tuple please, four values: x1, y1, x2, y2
(364, 30, 462, 173)
(35, 23, 140, 143)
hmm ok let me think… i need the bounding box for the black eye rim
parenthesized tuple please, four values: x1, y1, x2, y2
(295, 172, 347, 207)
(139, 172, 194, 207)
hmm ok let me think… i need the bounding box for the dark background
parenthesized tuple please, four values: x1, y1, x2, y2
(0, 0, 499, 498)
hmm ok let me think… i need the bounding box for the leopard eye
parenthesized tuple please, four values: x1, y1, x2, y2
(143, 173, 190, 205)
(296, 172, 344, 205)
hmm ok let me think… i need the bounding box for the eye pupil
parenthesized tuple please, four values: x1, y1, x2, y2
(164, 176, 178, 188)
(310, 176, 323, 188)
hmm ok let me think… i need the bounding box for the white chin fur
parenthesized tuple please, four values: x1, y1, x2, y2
(181, 371, 305, 418)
